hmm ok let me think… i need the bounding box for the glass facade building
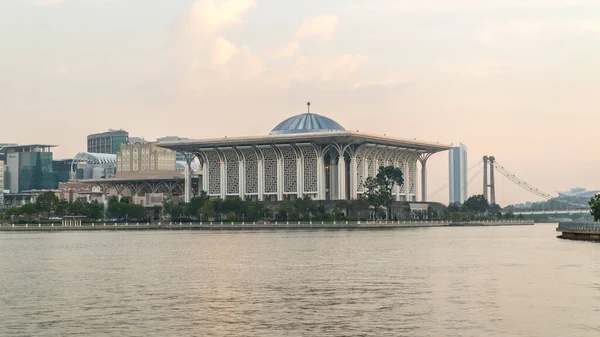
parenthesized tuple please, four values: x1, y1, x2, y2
(87, 130, 129, 154)
(2, 145, 57, 193)
(449, 143, 468, 204)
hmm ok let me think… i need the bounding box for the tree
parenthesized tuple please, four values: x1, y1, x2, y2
(199, 199, 215, 220)
(184, 191, 209, 217)
(590, 194, 600, 222)
(363, 165, 404, 219)
(35, 191, 59, 217)
(463, 195, 490, 214)
(20, 203, 38, 221)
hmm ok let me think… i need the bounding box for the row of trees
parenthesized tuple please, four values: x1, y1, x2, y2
(161, 165, 406, 222)
(106, 197, 147, 221)
(441, 194, 518, 221)
(2, 192, 104, 222)
(163, 191, 373, 222)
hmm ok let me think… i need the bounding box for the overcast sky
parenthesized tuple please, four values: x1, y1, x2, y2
(1, 0, 599, 205)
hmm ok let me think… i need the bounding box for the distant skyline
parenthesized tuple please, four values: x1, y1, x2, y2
(1, 0, 599, 205)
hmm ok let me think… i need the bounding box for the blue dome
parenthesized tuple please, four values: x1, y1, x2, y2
(270, 113, 345, 135)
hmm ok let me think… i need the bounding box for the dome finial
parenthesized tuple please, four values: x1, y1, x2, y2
(307, 101, 311, 114)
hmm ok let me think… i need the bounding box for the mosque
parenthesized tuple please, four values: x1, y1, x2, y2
(158, 104, 450, 203)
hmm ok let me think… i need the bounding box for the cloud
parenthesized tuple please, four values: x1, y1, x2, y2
(268, 42, 300, 59)
(320, 55, 368, 81)
(40, 0, 63, 4)
(295, 14, 338, 40)
(181, 0, 256, 36)
(476, 20, 600, 47)
(349, 0, 595, 13)
(212, 37, 238, 65)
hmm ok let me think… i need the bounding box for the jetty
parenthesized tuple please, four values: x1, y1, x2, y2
(557, 222, 600, 241)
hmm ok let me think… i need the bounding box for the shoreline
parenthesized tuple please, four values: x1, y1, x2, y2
(0, 220, 534, 232)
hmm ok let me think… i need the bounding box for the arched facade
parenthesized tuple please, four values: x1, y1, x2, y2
(158, 112, 451, 202)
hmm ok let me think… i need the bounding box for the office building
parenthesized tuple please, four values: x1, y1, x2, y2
(449, 143, 468, 204)
(1, 144, 56, 193)
(87, 129, 129, 154)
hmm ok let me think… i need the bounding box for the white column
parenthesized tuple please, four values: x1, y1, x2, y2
(413, 161, 419, 202)
(220, 160, 226, 199)
(316, 156, 325, 200)
(395, 161, 401, 201)
(102, 192, 108, 212)
(202, 162, 209, 193)
(277, 157, 284, 201)
(338, 156, 346, 200)
(184, 162, 191, 203)
(403, 160, 410, 201)
(421, 161, 427, 202)
(349, 157, 357, 200)
(257, 159, 264, 201)
(297, 158, 304, 199)
(239, 159, 245, 199)
(329, 160, 337, 200)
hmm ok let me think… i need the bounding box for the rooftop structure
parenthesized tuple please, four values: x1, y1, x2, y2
(0, 144, 56, 153)
(270, 112, 345, 135)
(71, 152, 117, 180)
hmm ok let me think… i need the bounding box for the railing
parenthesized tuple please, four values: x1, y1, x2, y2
(557, 222, 600, 231)
(0, 219, 534, 229)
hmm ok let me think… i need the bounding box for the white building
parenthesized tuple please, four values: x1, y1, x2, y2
(449, 143, 468, 204)
(159, 111, 450, 203)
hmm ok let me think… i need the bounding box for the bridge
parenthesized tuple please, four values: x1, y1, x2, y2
(512, 210, 589, 215)
(429, 156, 591, 215)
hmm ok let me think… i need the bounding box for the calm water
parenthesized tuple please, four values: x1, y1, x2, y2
(1, 224, 599, 337)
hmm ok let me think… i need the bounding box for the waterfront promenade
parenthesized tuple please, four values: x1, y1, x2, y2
(556, 222, 600, 241)
(0, 220, 533, 231)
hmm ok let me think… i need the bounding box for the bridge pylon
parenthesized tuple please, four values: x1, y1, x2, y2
(482, 155, 496, 204)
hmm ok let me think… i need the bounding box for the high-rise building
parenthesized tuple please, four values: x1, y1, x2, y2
(449, 143, 468, 204)
(1, 145, 56, 193)
(87, 129, 129, 154)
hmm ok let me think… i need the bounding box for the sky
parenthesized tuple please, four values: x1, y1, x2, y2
(1, 0, 599, 206)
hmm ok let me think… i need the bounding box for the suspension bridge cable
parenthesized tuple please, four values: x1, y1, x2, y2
(428, 159, 484, 199)
(491, 161, 587, 208)
(467, 166, 484, 186)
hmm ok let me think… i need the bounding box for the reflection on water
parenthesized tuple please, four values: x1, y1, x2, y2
(1, 225, 599, 336)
